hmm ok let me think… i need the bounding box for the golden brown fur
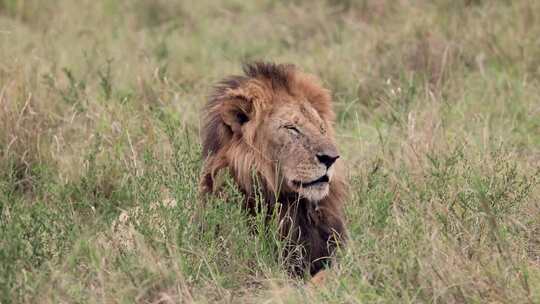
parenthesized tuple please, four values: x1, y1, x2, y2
(200, 62, 348, 277)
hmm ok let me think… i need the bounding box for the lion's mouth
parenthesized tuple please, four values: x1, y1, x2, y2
(293, 175, 329, 188)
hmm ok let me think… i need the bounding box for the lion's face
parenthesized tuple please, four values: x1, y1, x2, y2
(255, 101, 339, 202)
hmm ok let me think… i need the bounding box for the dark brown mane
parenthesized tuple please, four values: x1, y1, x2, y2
(202, 75, 246, 159)
(242, 61, 293, 91)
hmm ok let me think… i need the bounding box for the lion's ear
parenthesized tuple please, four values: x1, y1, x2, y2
(220, 88, 254, 134)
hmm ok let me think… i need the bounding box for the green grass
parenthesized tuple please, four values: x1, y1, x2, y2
(1, 0, 539, 302)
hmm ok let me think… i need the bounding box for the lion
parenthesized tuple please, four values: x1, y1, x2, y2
(199, 62, 348, 278)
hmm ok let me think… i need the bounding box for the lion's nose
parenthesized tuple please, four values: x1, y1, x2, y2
(316, 152, 339, 168)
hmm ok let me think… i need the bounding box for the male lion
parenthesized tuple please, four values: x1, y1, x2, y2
(200, 62, 347, 278)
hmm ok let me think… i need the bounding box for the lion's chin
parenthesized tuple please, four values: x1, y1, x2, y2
(296, 183, 330, 202)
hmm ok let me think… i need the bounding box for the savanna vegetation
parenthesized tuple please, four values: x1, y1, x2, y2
(0, 0, 539, 303)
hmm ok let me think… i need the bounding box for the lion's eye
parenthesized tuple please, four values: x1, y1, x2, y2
(284, 125, 300, 135)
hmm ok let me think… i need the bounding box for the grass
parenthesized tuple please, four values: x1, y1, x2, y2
(1, 0, 539, 303)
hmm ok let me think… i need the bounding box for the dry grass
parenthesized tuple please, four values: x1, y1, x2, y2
(1, 0, 539, 303)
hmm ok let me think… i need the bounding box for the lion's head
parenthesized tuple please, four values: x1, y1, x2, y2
(200, 62, 344, 204)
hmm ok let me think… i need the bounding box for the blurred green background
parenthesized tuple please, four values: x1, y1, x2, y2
(0, 1, 539, 303)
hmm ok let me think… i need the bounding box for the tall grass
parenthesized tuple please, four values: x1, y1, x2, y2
(1, 0, 539, 302)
